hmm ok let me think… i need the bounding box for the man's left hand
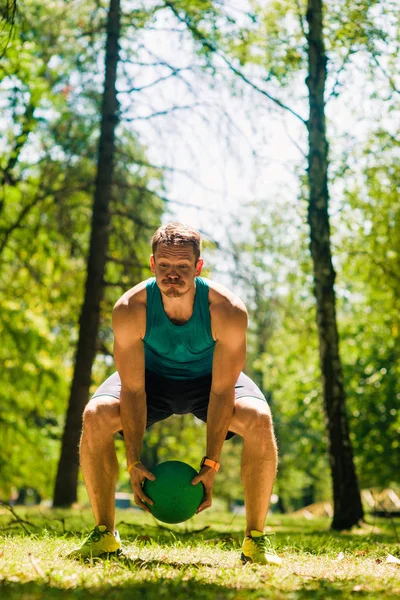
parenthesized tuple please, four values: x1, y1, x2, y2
(191, 466, 216, 513)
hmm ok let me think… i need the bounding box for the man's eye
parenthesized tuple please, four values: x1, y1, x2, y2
(179, 265, 188, 269)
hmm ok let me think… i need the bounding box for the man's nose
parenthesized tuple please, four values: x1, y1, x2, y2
(167, 268, 179, 279)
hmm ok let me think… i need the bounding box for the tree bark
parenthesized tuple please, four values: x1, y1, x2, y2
(53, 0, 121, 506)
(305, 0, 364, 529)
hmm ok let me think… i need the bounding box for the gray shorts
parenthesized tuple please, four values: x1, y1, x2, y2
(92, 370, 267, 440)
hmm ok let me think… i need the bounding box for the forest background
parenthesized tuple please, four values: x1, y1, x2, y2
(0, 0, 399, 516)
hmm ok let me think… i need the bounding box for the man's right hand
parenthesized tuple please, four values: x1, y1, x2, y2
(129, 462, 156, 513)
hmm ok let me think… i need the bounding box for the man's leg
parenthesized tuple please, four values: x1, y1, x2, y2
(80, 395, 122, 532)
(229, 396, 278, 536)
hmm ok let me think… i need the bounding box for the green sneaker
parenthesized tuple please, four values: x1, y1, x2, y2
(68, 525, 121, 559)
(241, 530, 282, 565)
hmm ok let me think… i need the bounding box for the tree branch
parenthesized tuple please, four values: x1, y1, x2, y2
(164, 0, 307, 125)
(113, 150, 222, 193)
(0, 191, 47, 256)
(120, 102, 203, 121)
(326, 47, 357, 101)
(110, 208, 159, 228)
(0, 501, 32, 535)
(97, 341, 113, 356)
(370, 52, 399, 95)
(1, 101, 37, 189)
(114, 180, 224, 213)
(117, 68, 190, 94)
(294, 0, 307, 40)
(0, 0, 17, 59)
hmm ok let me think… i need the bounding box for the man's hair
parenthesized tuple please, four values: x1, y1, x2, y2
(151, 222, 202, 262)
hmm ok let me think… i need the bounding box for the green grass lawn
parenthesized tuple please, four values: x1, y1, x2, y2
(0, 505, 399, 599)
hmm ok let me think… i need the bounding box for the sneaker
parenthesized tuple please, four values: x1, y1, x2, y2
(68, 525, 121, 559)
(241, 530, 282, 565)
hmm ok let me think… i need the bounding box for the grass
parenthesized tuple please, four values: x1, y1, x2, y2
(0, 505, 399, 599)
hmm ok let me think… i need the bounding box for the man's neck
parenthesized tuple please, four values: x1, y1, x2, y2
(160, 282, 196, 324)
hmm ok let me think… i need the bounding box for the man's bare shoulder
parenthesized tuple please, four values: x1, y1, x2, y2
(204, 278, 247, 313)
(203, 278, 247, 338)
(114, 280, 148, 311)
(112, 280, 148, 339)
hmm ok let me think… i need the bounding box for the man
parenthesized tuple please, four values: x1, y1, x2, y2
(69, 222, 281, 565)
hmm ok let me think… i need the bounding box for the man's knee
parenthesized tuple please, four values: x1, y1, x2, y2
(83, 396, 120, 435)
(231, 397, 274, 441)
(244, 405, 277, 462)
(248, 406, 274, 439)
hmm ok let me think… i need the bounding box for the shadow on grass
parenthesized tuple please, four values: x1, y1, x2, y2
(0, 578, 388, 600)
(73, 553, 215, 570)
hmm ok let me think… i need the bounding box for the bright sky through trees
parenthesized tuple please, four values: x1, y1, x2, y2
(116, 0, 398, 245)
(117, 2, 304, 238)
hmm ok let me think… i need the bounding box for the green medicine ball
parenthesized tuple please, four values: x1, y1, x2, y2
(143, 460, 204, 524)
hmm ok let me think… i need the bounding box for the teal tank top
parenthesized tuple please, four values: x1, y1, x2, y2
(144, 277, 215, 380)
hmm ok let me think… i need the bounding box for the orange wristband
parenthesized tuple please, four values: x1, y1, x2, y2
(127, 460, 141, 473)
(200, 456, 220, 472)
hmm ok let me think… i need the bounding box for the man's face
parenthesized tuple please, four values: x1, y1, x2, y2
(150, 243, 203, 298)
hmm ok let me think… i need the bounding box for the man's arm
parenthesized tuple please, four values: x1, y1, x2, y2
(192, 300, 247, 512)
(206, 308, 247, 461)
(112, 298, 155, 511)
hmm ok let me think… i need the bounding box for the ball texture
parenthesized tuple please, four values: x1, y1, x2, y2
(143, 460, 204, 524)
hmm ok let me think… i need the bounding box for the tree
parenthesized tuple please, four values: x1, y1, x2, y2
(304, 0, 363, 529)
(53, 0, 121, 506)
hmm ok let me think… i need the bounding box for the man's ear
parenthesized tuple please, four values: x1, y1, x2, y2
(195, 257, 204, 276)
(150, 254, 155, 274)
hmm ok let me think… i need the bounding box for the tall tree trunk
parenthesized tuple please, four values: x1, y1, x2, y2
(305, 0, 364, 529)
(53, 0, 121, 507)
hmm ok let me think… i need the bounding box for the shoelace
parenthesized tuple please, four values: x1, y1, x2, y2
(85, 526, 108, 545)
(251, 533, 276, 554)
